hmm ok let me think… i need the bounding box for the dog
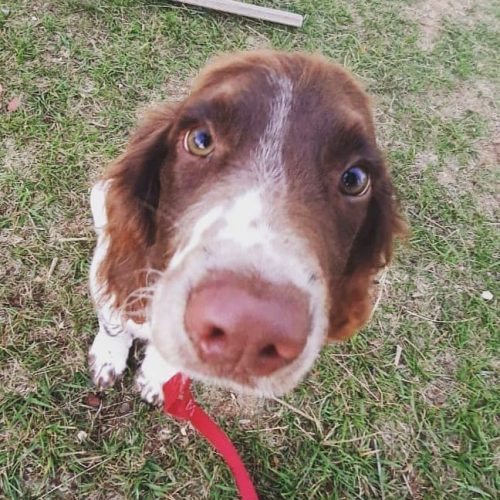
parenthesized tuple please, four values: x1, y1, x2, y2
(88, 50, 404, 404)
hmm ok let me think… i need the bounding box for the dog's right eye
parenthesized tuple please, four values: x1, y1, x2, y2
(339, 166, 370, 196)
(184, 128, 215, 157)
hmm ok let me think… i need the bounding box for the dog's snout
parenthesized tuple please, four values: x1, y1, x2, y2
(184, 272, 310, 377)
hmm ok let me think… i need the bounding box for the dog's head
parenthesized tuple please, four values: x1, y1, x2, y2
(97, 51, 404, 396)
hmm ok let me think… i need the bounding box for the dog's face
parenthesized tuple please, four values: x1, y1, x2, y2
(99, 51, 403, 396)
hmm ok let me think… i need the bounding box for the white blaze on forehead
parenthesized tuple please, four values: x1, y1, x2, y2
(169, 189, 268, 272)
(217, 189, 269, 248)
(255, 75, 294, 183)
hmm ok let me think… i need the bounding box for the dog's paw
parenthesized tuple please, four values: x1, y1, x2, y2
(135, 345, 178, 405)
(135, 370, 163, 406)
(89, 354, 121, 390)
(88, 326, 132, 390)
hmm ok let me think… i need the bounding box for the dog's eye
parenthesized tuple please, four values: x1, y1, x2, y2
(184, 128, 214, 156)
(339, 166, 370, 196)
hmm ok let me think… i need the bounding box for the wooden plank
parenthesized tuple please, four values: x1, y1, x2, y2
(172, 0, 303, 28)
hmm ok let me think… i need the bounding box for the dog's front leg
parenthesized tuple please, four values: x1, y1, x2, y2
(88, 312, 133, 390)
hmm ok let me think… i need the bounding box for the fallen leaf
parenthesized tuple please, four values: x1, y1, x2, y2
(85, 393, 102, 408)
(7, 96, 21, 112)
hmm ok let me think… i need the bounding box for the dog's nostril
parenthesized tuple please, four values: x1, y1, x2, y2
(209, 327, 225, 340)
(199, 326, 226, 357)
(259, 344, 279, 358)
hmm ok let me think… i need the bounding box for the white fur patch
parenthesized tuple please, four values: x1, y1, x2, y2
(255, 75, 293, 184)
(90, 180, 110, 234)
(217, 189, 269, 248)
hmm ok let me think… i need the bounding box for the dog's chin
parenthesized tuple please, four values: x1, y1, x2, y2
(181, 368, 295, 398)
(152, 321, 326, 398)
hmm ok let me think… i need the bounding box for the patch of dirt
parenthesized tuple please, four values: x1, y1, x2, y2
(432, 153, 497, 219)
(421, 349, 461, 407)
(447, 79, 495, 116)
(378, 420, 416, 463)
(405, 0, 490, 50)
(192, 385, 289, 448)
(1, 358, 37, 395)
(415, 150, 439, 167)
(1, 137, 39, 176)
(245, 33, 272, 50)
(145, 75, 193, 109)
(422, 381, 451, 406)
(373, 97, 411, 152)
(435, 351, 459, 375)
(428, 80, 499, 217)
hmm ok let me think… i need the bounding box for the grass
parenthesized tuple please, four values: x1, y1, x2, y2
(1, 0, 498, 498)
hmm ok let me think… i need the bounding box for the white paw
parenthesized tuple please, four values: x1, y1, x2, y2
(135, 370, 164, 406)
(89, 324, 132, 390)
(89, 357, 120, 390)
(135, 345, 178, 405)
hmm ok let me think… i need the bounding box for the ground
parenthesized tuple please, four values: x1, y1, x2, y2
(0, 0, 498, 498)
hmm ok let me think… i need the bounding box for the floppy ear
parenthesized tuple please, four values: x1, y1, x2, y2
(97, 104, 177, 314)
(328, 171, 406, 341)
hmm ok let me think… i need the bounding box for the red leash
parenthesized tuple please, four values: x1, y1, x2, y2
(162, 373, 259, 500)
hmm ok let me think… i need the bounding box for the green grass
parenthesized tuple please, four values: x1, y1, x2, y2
(1, 0, 498, 498)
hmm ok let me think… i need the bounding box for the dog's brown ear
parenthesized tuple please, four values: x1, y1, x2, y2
(328, 169, 406, 341)
(97, 104, 177, 314)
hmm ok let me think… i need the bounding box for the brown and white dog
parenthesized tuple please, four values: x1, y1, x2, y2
(88, 51, 404, 404)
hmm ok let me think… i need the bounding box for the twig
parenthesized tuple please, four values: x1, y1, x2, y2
(272, 397, 323, 434)
(394, 344, 403, 367)
(59, 237, 91, 242)
(370, 268, 388, 320)
(404, 308, 476, 324)
(46, 257, 58, 281)
(171, 0, 304, 27)
(39, 456, 114, 499)
(373, 438, 385, 500)
(322, 431, 382, 446)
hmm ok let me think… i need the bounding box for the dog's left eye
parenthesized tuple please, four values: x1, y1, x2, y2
(339, 166, 370, 196)
(184, 128, 215, 156)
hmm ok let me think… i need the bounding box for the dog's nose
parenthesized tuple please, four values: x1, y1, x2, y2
(184, 272, 310, 377)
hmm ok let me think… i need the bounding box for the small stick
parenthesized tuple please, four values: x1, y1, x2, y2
(172, 0, 304, 27)
(394, 344, 403, 367)
(46, 257, 58, 281)
(373, 439, 385, 500)
(273, 397, 323, 434)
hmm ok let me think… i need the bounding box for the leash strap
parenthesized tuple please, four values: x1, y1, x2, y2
(162, 373, 259, 500)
